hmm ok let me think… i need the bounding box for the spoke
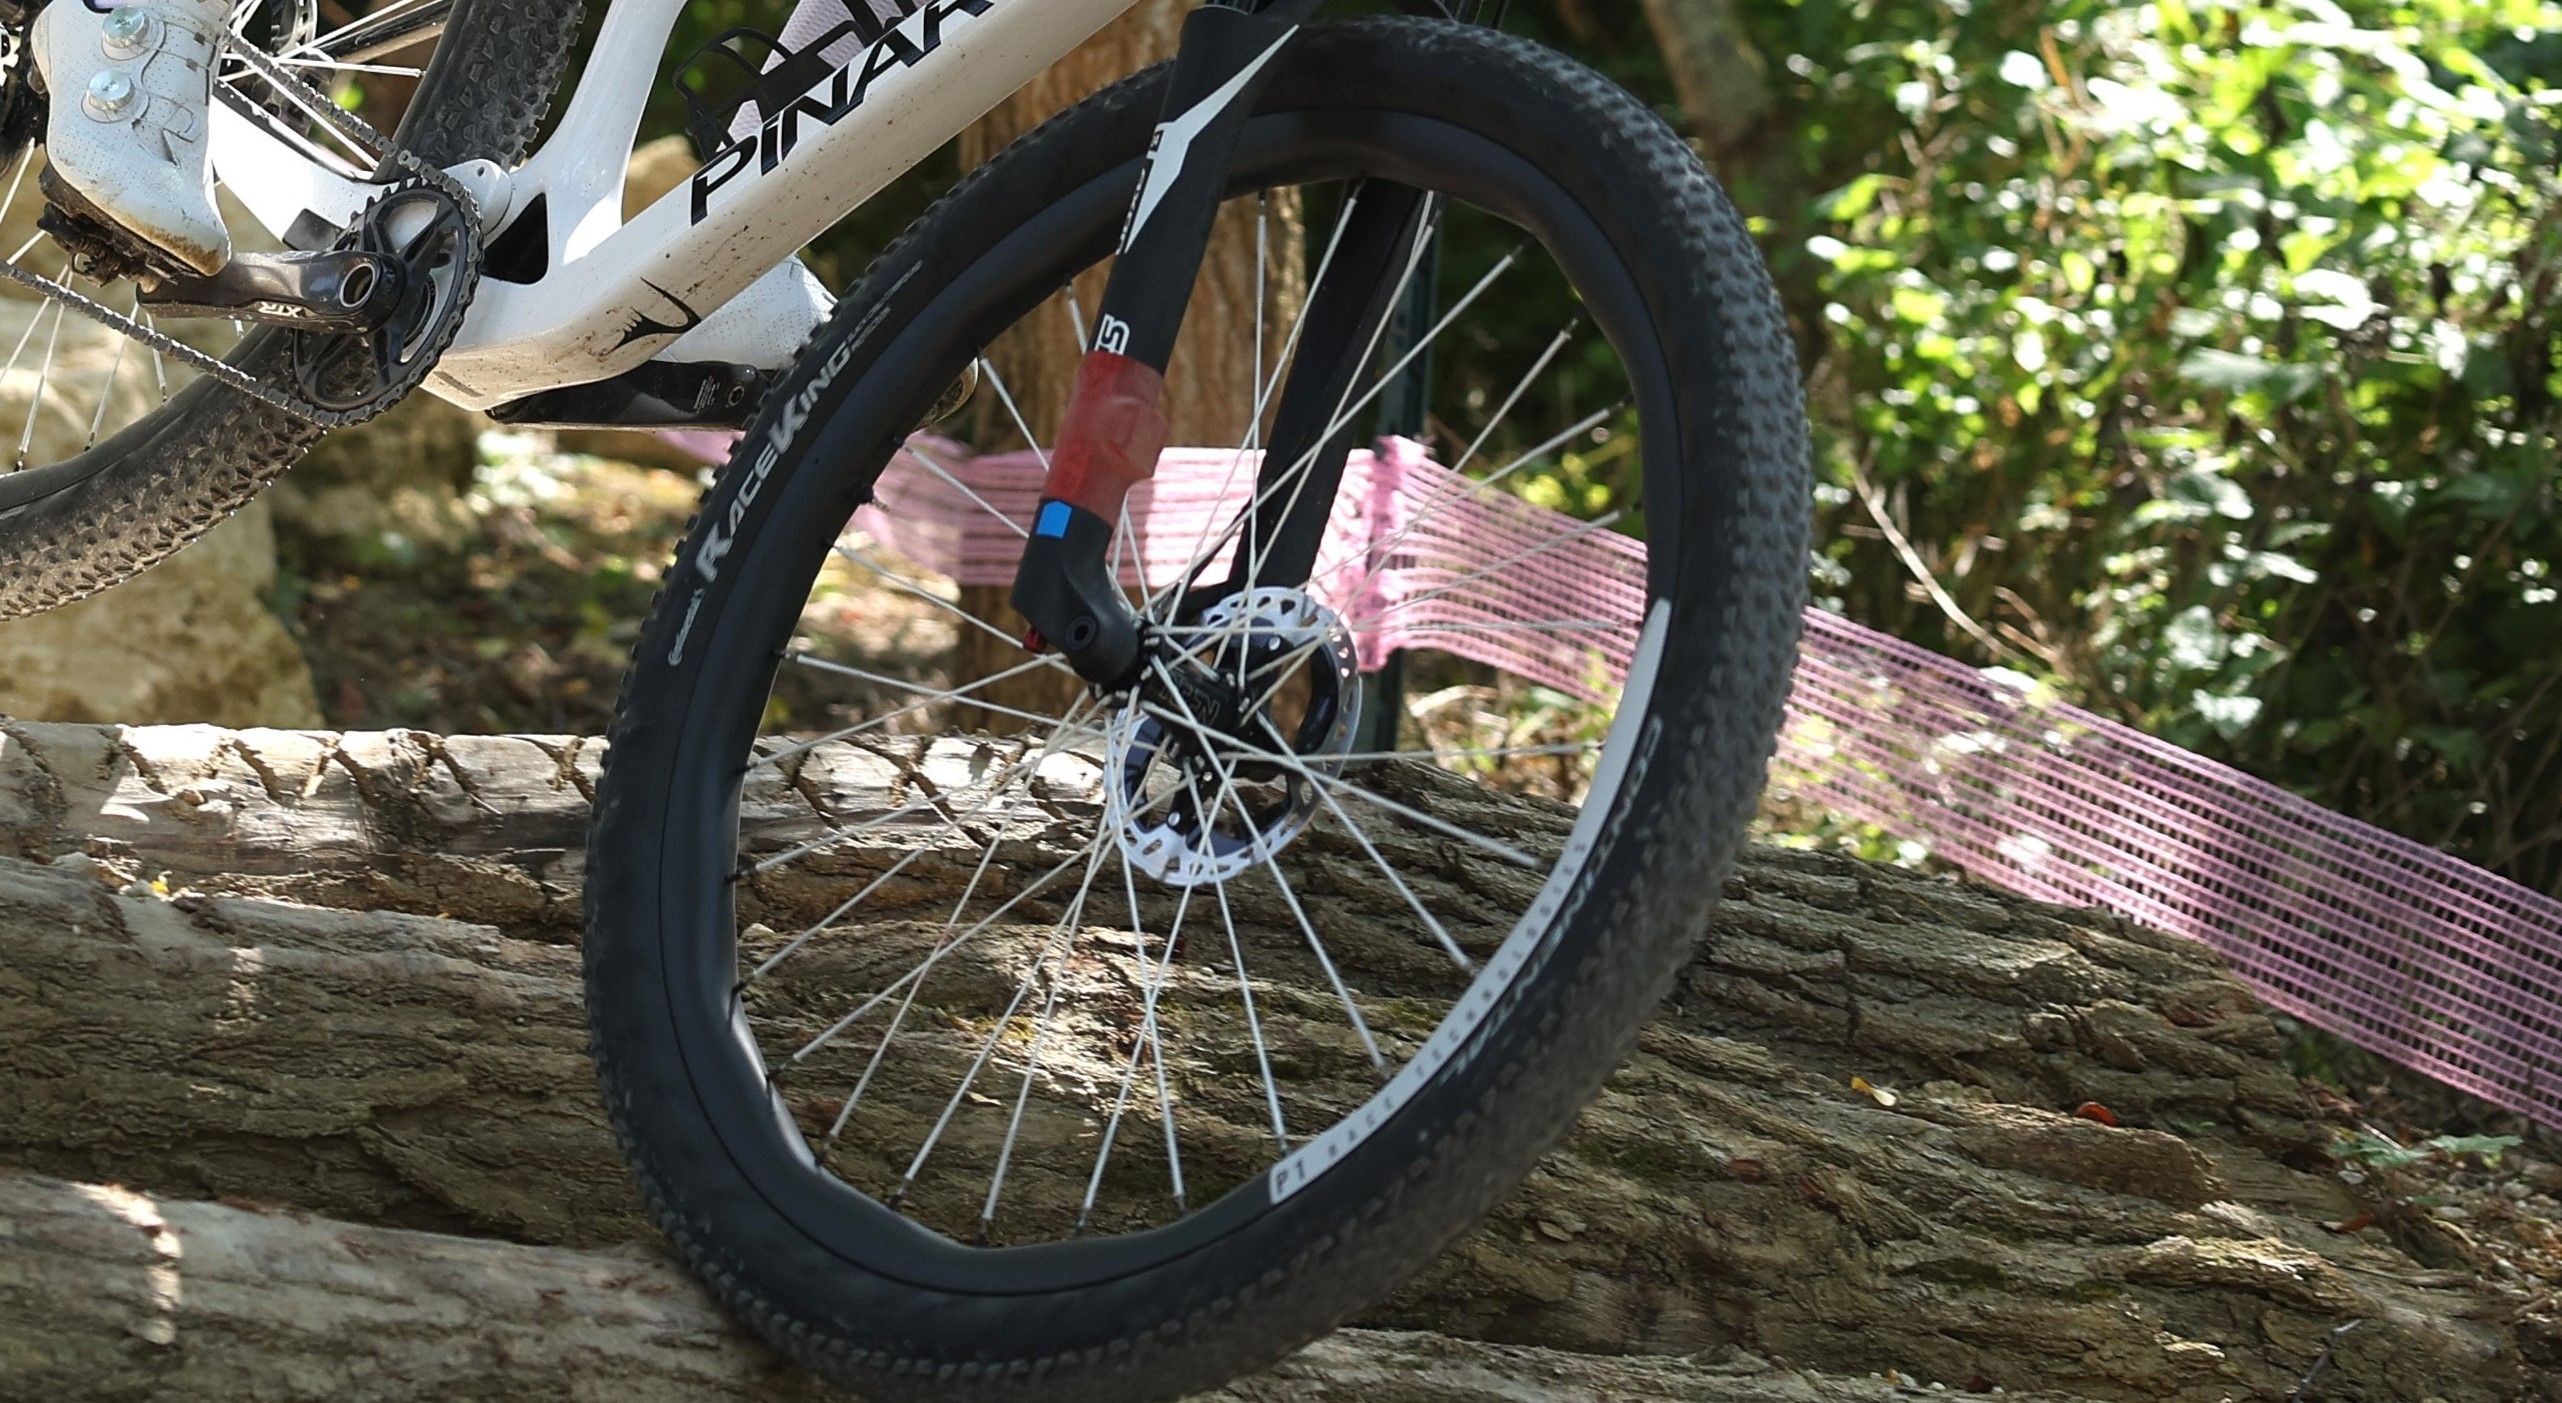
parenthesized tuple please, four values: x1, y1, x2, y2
(1111, 499, 1136, 607)
(975, 356, 1050, 472)
(1448, 319, 1579, 476)
(787, 653, 1089, 736)
(1154, 183, 1370, 624)
(1063, 281, 1090, 355)
(1345, 618, 1623, 639)
(750, 842, 943, 981)
(1321, 403, 1620, 580)
(749, 697, 1098, 874)
(1258, 716, 1473, 971)
(0, 147, 34, 245)
(1251, 193, 1268, 441)
(1165, 235, 1524, 636)
(821, 812, 1056, 1130)
(1191, 764, 1290, 1153)
(1073, 859, 1196, 1231)
(1332, 740, 1601, 766)
(86, 291, 138, 449)
(753, 653, 1078, 771)
(0, 288, 48, 381)
(894, 840, 1112, 1199)
(1240, 197, 1450, 600)
(1150, 661, 1385, 1073)
(275, 55, 424, 76)
(1357, 510, 1624, 622)
(17, 300, 65, 466)
(832, 543, 1040, 652)
(807, 765, 1176, 1119)
(1139, 698, 1541, 870)
(799, 836, 1095, 1078)
(907, 441, 1028, 539)
(745, 735, 1064, 973)
(981, 899, 1088, 1234)
(1137, 872, 1189, 1212)
(139, 310, 169, 403)
(1259, 833, 1385, 1072)
(285, 0, 450, 64)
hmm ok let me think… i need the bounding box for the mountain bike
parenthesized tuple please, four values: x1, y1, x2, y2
(0, 1, 1808, 1397)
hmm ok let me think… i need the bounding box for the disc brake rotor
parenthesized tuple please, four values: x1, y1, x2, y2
(1108, 587, 1361, 887)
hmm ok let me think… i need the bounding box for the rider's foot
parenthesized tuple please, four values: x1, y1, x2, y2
(33, 0, 232, 277)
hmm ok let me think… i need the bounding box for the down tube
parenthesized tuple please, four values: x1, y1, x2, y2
(429, 0, 1141, 409)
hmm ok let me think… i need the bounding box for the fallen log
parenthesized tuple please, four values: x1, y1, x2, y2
(0, 1167, 2116, 1402)
(0, 724, 2535, 1399)
(0, 851, 639, 1246)
(0, 720, 601, 936)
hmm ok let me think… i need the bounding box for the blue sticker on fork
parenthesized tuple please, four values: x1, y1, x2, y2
(1035, 501, 1074, 538)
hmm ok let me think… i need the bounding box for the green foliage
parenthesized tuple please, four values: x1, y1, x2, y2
(2337, 1128, 2524, 1167)
(491, 2, 2562, 895)
(1754, 0, 2562, 892)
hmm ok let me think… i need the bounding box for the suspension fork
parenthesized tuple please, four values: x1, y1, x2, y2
(1010, 0, 1320, 686)
(1010, 0, 1485, 687)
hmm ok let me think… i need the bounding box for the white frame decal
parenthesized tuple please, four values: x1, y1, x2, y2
(213, 0, 1143, 409)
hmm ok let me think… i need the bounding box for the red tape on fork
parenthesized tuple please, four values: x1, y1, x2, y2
(1040, 350, 1169, 521)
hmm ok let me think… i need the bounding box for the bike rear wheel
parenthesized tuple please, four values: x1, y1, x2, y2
(585, 19, 1809, 1401)
(0, 0, 585, 619)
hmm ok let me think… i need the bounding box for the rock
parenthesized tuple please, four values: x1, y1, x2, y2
(623, 133, 699, 221)
(0, 283, 321, 729)
(268, 390, 486, 557)
(0, 503, 319, 728)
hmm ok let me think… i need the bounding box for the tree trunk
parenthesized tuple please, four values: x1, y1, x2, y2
(0, 1166, 2118, 1402)
(948, 0, 1306, 731)
(1636, 0, 1775, 162)
(0, 721, 2534, 1401)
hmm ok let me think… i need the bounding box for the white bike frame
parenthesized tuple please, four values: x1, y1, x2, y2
(213, 0, 1144, 411)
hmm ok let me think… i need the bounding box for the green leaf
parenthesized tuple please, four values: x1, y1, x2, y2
(2178, 349, 2323, 402)
(2336, 1132, 2430, 1168)
(2423, 1134, 2523, 1163)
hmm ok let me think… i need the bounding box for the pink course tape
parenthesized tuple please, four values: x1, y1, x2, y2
(678, 430, 2562, 1128)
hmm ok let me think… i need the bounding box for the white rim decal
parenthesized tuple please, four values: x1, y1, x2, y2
(1266, 596, 1672, 1203)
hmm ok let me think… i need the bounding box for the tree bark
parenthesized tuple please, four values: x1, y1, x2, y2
(0, 1165, 2122, 1401)
(948, 0, 1306, 731)
(1637, 0, 1775, 162)
(0, 722, 2533, 1400)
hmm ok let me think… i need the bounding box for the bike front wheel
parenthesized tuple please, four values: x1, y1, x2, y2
(586, 18, 1809, 1402)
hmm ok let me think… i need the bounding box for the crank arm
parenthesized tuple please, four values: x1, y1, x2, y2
(139, 248, 405, 331)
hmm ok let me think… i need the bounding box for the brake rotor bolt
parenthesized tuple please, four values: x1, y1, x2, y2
(99, 8, 153, 57)
(84, 68, 136, 118)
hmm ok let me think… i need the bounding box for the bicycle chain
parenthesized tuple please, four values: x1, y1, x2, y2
(0, 29, 480, 429)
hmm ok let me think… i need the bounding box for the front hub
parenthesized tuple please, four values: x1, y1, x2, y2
(1107, 587, 1360, 887)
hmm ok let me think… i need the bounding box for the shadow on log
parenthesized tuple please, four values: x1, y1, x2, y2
(0, 723, 2536, 1400)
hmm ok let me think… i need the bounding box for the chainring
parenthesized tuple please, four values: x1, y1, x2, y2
(0, 12, 480, 429)
(288, 176, 481, 421)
